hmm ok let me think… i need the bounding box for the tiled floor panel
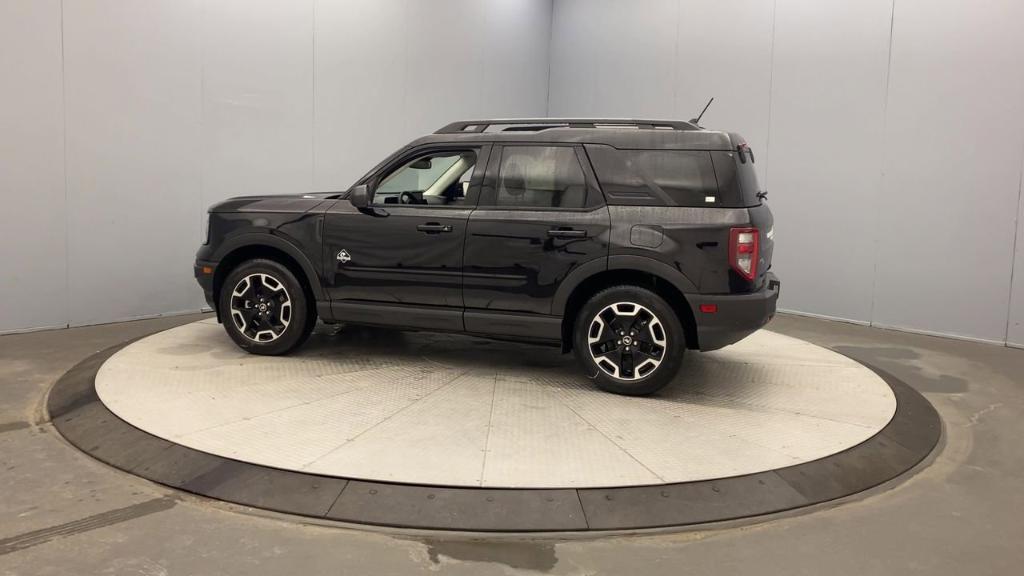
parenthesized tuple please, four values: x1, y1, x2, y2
(95, 320, 896, 488)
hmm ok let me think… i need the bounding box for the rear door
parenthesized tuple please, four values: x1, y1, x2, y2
(462, 144, 610, 338)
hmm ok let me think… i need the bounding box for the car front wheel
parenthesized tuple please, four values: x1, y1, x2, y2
(219, 258, 314, 355)
(573, 286, 684, 396)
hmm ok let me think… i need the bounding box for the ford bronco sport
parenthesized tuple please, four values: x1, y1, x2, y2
(194, 118, 779, 395)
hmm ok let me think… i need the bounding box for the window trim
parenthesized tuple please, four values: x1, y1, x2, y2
(476, 143, 605, 212)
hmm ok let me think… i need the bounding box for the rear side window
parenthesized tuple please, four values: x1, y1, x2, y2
(585, 145, 719, 207)
(495, 146, 587, 208)
(710, 150, 762, 207)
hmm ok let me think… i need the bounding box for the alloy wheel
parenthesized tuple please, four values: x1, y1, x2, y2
(587, 301, 667, 380)
(229, 273, 292, 343)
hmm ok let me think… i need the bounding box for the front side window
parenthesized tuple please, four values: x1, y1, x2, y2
(495, 146, 587, 209)
(374, 149, 477, 206)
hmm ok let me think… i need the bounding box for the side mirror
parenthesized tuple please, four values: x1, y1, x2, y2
(349, 184, 370, 208)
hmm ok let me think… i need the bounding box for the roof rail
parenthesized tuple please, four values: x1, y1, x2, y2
(435, 118, 700, 134)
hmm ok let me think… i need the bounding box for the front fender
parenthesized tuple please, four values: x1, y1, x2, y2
(210, 231, 326, 301)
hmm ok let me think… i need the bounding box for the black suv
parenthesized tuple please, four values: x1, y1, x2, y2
(195, 118, 779, 395)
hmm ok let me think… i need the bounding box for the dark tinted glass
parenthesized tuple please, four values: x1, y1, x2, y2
(586, 145, 719, 207)
(496, 146, 587, 208)
(710, 150, 762, 207)
(735, 157, 762, 204)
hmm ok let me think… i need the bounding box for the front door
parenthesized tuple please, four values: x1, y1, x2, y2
(323, 145, 489, 330)
(463, 144, 610, 336)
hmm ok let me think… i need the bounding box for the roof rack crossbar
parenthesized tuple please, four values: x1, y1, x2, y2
(435, 118, 699, 134)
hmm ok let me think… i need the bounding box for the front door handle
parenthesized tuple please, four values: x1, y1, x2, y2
(547, 228, 587, 238)
(417, 222, 452, 234)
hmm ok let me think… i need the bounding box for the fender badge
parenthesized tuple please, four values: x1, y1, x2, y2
(336, 249, 351, 263)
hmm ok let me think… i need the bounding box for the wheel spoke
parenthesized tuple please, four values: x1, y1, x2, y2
(240, 307, 259, 325)
(619, 350, 636, 378)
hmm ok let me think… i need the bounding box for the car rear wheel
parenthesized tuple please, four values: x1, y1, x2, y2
(573, 286, 684, 396)
(219, 258, 314, 355)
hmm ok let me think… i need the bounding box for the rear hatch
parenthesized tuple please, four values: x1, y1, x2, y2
(585, 135, 774, 293)
(711, 134, 774, 289)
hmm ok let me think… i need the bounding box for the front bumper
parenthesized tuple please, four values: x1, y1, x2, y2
(687, 272, 780, 351)
(194, 259, 217, 311)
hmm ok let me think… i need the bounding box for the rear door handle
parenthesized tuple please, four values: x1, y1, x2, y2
(547, 228, 587, 238)
(417, 222, 452, 234)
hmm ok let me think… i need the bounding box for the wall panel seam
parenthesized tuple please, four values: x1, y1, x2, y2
(868, 0, 898, 330)
(1005, 138, 1024, 342)
(763, 0, 778, 190)
(198, 0, 206, 250)
(311, 0, 317, 191)
(671, 0, 681, 116)
(58, 0, 70, 331)
(544, 0, 556, 115)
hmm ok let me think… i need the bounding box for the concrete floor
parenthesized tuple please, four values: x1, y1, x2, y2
(1, 312, 1021, 575)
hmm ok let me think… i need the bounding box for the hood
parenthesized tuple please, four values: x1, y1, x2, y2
(208, 191, 344, 213)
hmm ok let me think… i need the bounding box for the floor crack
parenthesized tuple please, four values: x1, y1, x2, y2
(967, 403, 1002, 427)
(478, 373, 499, 486)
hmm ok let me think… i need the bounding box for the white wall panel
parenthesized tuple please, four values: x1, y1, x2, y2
(549, 0, 772, 182)
(549, 0, 677, 118)
(0, 0, 551, 332)
(550, 0, 1024, 345)
(478, 0, 552, 119)
(871, 0, 1024, 342)
(404, 0, 492, 136)
(1008, 153, 1024, 346)
(12, 0, 1022, 344)
(0, 0, 67, 332)
(314, 0, 551, 192)
(673, 0, 774, 185)
(767, 0, 893, 322)
(63, 0, 203, 326)
(313, 0, 409, 191)
(200, 0, 315, 209)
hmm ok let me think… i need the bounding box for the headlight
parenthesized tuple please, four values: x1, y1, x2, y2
(202, 213, 211, 245)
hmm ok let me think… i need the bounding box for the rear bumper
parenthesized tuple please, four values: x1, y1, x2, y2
(687, 272, 780, 351)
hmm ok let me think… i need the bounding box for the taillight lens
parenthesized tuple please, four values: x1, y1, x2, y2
(729, 227, 759, 281)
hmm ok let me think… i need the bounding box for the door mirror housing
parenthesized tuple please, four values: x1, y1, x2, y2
(349, 184, 370, 208)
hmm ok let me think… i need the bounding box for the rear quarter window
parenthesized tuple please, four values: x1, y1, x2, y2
(710, 150, 763, 208)
(584, 145, 720, 207)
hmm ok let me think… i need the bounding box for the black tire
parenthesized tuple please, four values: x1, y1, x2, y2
(218, 258, 315, 355)
(572, 286, 684, 396)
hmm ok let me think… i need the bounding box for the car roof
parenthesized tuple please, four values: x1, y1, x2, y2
(408, 118, 737, 151)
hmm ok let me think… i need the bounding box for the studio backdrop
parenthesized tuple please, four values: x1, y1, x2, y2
(2, 0, 1023, 347)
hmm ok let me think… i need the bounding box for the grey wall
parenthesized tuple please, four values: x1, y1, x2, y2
(550, 0, 1024, 346)
(62, 0, 203, 327)
(0, 0, 67, 332)
(871, 0, 1024, 345)
(4, 0, 1024, 348)
(0, 0, 552, 333)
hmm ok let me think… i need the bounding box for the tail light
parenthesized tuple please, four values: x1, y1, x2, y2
(729, 227, 759, 281)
